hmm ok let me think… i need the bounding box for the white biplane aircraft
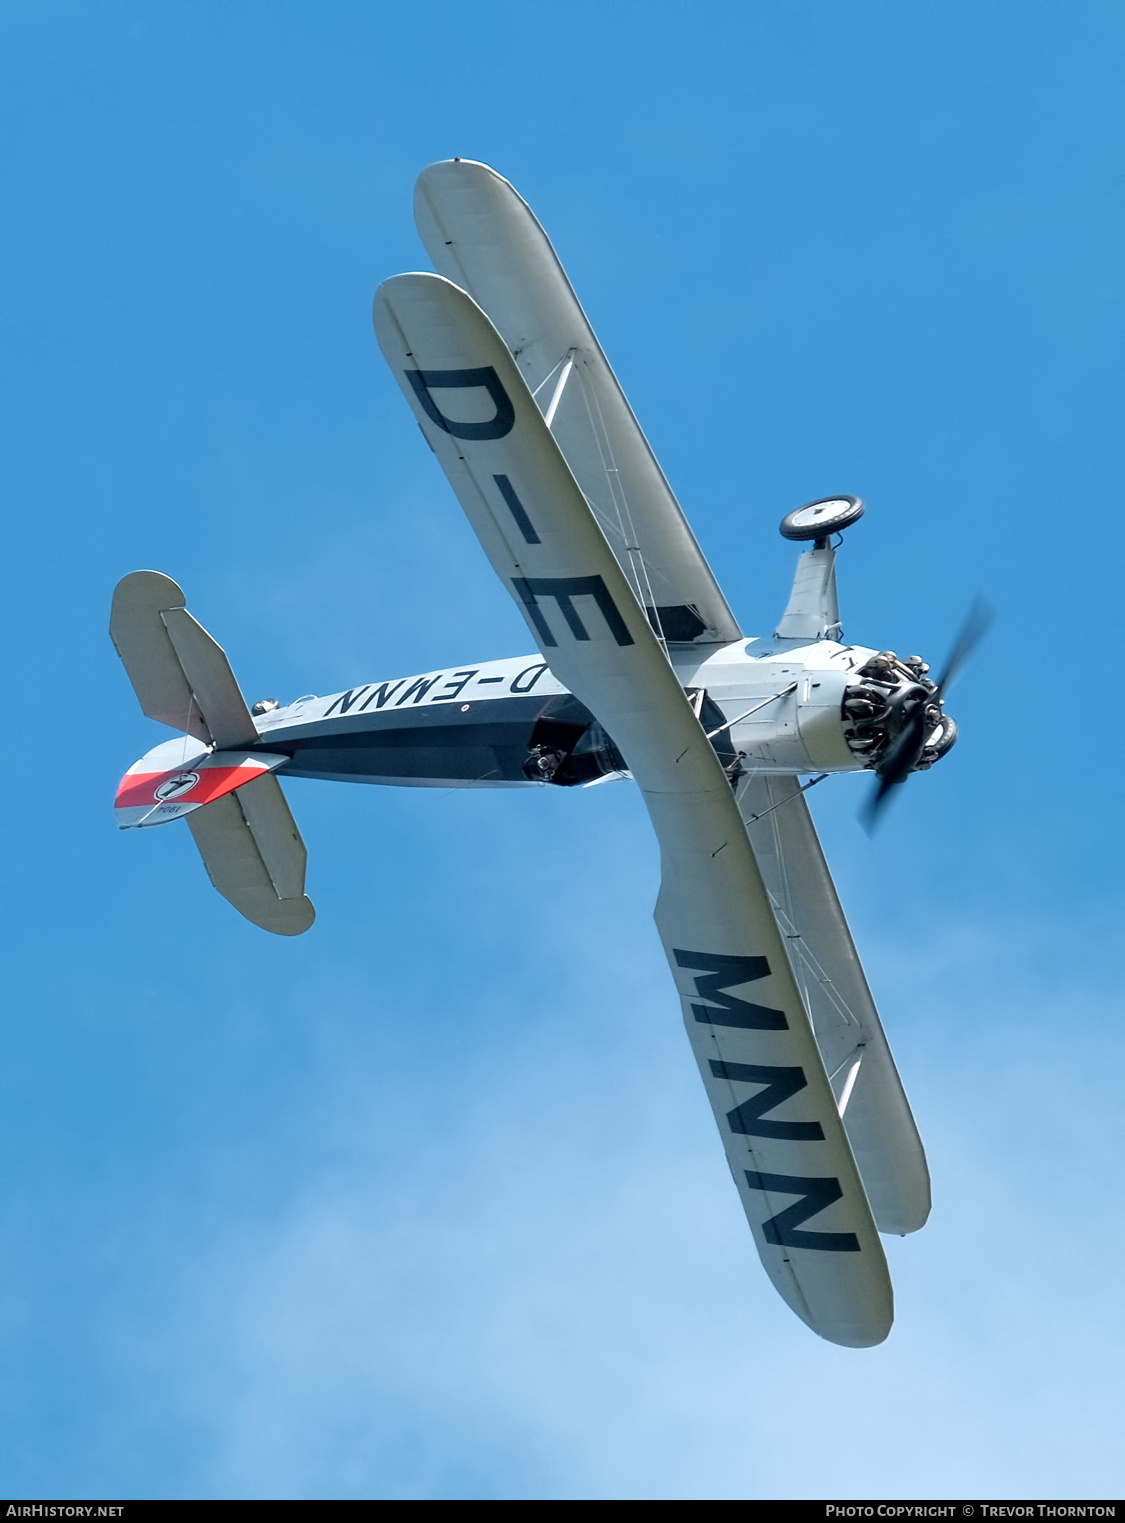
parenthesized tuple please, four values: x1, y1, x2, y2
(112, 160, 979, 1348)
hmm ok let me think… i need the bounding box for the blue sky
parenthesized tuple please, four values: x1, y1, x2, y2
(3, 0, 1124, 1500)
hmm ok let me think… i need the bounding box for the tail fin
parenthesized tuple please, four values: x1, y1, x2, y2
(111, 571, 315, 936)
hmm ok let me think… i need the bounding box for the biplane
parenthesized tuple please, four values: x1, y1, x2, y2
(112, 160, 977, 1347)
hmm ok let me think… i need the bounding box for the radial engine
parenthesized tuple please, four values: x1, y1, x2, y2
(841, 650, 957, 774)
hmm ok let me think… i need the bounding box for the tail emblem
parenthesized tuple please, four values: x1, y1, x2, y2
(153, 771, 201, 802)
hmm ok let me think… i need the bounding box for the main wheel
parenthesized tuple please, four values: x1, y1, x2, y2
(779, 495, 865, 542)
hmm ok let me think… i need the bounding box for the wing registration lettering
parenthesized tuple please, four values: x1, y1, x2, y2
(511, 575, 634, 649)
(493, 474, 541, 545)
(673, 949, 788, 1032)
(710, 1060, 825, 1141)
(405, 366, 516, 440)
(744, 1172, 861, 1254)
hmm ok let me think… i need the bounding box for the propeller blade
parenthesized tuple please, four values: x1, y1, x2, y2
(862, 767, 907, 832)
(930, 597, 993, 698)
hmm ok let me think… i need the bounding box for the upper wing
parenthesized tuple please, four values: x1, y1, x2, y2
(413, 159, 742, 646)
(738, 775, 931, 1235)
(374, 272, 892, 1347)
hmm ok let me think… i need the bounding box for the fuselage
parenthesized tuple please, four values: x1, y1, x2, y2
(245, 637, 884, 789)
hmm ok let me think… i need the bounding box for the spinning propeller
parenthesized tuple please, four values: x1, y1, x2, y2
(862, 599, 992, 830)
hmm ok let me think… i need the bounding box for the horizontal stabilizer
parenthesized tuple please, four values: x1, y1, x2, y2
(115, 738, 290, 829)
(186, 773, 314, 936)
(110, 572, 258, 748)
(111, 572, 312, 935)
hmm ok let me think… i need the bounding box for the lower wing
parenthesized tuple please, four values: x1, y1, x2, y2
(373, 272, 892, 1346)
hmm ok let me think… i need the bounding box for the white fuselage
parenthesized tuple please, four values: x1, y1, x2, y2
(240, 637, 882, 789)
